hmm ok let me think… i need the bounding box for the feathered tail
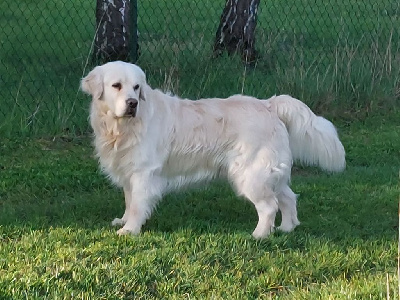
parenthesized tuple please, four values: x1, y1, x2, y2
(268, 95, 346, 172)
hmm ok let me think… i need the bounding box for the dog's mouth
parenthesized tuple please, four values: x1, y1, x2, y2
(124, 107, 137, 117)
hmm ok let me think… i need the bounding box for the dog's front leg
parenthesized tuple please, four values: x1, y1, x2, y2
(116, 174, 160, 236)
(111, 186, 131, 227)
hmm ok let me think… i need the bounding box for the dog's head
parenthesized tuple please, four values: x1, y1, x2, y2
(81, 61, 147, 118)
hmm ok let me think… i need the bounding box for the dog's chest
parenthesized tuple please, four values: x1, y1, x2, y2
(92, 113, 141, 186)
(94, 134, 133, 185)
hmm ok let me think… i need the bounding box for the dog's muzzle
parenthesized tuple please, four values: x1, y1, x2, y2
(125, 98, 138, 117)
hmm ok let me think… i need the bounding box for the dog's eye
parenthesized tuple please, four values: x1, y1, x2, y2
(112, 83, 122, 90)
(134, 84, 140, 91)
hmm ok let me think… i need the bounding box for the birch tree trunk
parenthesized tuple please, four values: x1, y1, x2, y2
(213, 0, 260, 65)
(94, 0, 137, 63)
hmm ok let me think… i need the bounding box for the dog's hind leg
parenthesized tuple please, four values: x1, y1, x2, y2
(232, 168, 279, 239)
(111, 186, 131, 227)
(250, 194, 279, 239)
(276, 185, 300, 232)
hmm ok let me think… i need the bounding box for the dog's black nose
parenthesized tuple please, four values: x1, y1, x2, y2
(126, 98, 138, 108)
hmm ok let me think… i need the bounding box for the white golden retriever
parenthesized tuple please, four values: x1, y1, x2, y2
(81, 61, 345, 239)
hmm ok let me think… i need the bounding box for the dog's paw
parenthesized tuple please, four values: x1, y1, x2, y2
(116, 228, 131, 235)
(276, 224, 294, 232)
(277, 220, 300, 233)
(111, 218, 126, 227)
(252, 226, 275, 239)
(116, 227, 140, 236)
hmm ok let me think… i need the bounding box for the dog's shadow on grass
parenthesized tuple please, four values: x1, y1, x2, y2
(139, 167, 397, 243)
(128, 176, 396, 243)
(144, 183, 259, 237)
(2, 172, 396, 245)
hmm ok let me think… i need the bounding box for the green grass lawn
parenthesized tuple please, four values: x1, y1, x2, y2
(1, 112, 399, 299)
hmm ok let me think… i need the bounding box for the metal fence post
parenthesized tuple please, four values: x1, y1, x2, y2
(130, 0, 138, 63)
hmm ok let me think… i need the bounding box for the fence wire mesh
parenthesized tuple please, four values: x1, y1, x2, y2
(1, 0, 399, 136)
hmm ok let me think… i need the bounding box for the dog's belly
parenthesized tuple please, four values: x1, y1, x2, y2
(161, 151, 226, 191)
(164, 171, 218, 192)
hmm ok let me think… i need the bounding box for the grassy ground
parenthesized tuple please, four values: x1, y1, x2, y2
(1, 0, 399, 298)
(1, 112, 399, 298)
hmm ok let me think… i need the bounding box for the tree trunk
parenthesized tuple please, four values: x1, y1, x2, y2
(94, 0, 138, 63)
(213, 0, 260, 65)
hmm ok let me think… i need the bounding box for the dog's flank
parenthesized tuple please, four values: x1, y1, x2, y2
(81, 61, 345, 239)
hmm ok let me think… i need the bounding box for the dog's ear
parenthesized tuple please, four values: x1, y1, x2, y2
(139, 84, 146, 101)
(131, 64, 147, 101)
(81, 66, 103, 100)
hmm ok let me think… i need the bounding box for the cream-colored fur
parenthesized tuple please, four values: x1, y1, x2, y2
(81, 61, 345, 239)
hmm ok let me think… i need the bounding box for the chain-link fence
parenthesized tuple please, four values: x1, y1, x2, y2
(1, 0, 399, 136)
